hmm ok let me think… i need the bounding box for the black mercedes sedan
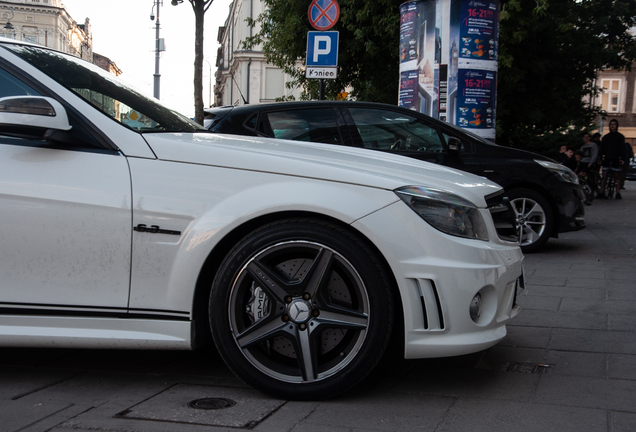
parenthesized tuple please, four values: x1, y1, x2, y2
(206, 101, 586, 252)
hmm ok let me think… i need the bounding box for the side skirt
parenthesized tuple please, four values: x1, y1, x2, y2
(0, 315, 194, 349)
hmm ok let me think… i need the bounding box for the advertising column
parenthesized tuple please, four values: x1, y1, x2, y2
(399, 0, 500, 140)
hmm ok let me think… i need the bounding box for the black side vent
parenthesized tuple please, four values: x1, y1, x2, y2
(416, 279, 445, 331)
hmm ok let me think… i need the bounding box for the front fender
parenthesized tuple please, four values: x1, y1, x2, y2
(126, 157, 399, 315)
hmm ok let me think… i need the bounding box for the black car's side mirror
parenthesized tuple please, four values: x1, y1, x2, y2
(448, 137, 462, 156)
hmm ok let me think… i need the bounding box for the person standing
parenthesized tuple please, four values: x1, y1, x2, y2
(598, 119, 626, 199)
(580, 132, 599, 195)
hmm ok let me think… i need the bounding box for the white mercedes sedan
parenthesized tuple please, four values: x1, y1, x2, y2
(0, 40, 524, 400)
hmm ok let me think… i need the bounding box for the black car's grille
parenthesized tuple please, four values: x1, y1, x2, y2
(486, 191, 518, 243)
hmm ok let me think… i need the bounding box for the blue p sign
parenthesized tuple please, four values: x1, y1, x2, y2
(306, 31, 339, 67)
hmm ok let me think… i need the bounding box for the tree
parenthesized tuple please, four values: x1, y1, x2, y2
(497, 0, 636, 149)
(173, 0, 213, 125)
(245, 0, 401, 103)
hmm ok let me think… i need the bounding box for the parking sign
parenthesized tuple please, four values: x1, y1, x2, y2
(306, 31, 339, 67)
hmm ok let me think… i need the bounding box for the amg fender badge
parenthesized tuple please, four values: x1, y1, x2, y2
(134, 224, 181, 236)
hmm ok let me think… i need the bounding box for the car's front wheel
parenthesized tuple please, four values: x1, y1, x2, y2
(209, 219, 394, 400)
(507, 188, 554, 253)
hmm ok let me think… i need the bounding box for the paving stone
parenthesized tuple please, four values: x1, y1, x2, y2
(300, 392, 453, 432)
(510, 309, 607, 331)
(543, 350, 607, 378)
(0, 367, 79, 400)
(550, 328, 636, 354)
(608, 354, 636, 380)
(608, 285, 636, 301)
(501, 326, 552, 349)
(534, 375, 636, 412)
(566, 277, 632, 289)
(515, 295, 562, 311)
(477, 346, 548, 371)
(560, 298, 636, 314)
(611, 411, 636, 432)
(608, 313, 636, 331)
(117, 384, 285, 428)
(436, 398, 608, 432)
(393, 366, 538, 402)
(523, 276, 567, 287)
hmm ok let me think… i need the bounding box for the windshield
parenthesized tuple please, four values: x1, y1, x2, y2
(4, 44, 205, 133)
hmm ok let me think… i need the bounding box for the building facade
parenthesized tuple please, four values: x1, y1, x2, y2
(1, 0, 92, 60)
(214, 0, 301, 107)
(593, 65, 636, 148)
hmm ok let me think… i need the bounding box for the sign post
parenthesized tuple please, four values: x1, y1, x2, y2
(306, 0, 340, 100)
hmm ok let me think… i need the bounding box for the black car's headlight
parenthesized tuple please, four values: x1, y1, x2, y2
(395, 186, 489, 241)
(535, 160, 579, 185)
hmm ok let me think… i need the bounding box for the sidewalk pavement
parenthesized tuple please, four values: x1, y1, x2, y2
(1, 182, 635, 432)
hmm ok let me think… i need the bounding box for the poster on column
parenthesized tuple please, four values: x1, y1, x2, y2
(399, 0, 499, 140)
(456, 68, 496, 132)
(398, 0, 440, 116)
(455, 0, 499, 139)
(399, 70, 419, 109)
(458, 0, 498, 61)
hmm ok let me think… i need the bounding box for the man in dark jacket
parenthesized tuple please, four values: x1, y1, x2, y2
(599, 119, 626, 199)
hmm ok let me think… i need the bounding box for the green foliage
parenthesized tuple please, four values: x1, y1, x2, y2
(497, 0, 636, 148)
(244, 0, 400, 103)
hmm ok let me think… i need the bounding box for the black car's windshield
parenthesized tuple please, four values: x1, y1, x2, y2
(3, 44, 205, 133)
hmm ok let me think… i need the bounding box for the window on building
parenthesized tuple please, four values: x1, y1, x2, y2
(23, 35, 37, 44)
(264, 68, 284, 100)
(601, 79, 621, 113)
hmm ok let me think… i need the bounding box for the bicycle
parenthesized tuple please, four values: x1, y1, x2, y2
(601, 170, 616, 199)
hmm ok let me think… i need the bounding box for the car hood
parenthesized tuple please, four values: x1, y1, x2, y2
(482, 141, 552, 162)
(143, 132, 502, 207)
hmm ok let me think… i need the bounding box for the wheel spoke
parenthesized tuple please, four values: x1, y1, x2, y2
(313, 309, 368, 331)
(525, 205, 544, 221)
(301, 248, 333, 298)
(521, 225, 540, 243)
(236, 316, 289, 348)
(295, 328, 317, 381)
(246, 261, 289, 303)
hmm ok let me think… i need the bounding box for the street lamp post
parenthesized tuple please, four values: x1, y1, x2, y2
(2, 4, 16, 39)
(150, 0, 163, 99)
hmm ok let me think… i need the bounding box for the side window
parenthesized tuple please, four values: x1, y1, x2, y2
(1, 67, 42, 144)
(264, 109, 342, 144)
(0, 67, 41, 98)
(348, 108, 445, 152)
(0, 66, 101, 149)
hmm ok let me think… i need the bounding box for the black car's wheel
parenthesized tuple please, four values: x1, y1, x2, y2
(507, 188, 554, 253)
(209, 219, 394, 400)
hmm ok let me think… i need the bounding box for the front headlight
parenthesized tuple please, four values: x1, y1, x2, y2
(395, 186, 489, 241)
(535, 160, 579, 185)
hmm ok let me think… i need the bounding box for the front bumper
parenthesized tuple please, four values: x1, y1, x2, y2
(353, 200, 524, 359)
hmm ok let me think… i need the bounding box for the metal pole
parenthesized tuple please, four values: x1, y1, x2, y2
(319, 79, 324, 100)
(203, 58, 212, 107)
(153, 0, 161, 99)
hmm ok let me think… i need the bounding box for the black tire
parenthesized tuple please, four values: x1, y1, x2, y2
(209, 218, 394, 400)
(506, 188, 554, 253)
(606, 176, 615, 199)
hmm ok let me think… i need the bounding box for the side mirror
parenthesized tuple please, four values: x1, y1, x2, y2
(448, 137, 462, 156)
(0, 96, 72, 132)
